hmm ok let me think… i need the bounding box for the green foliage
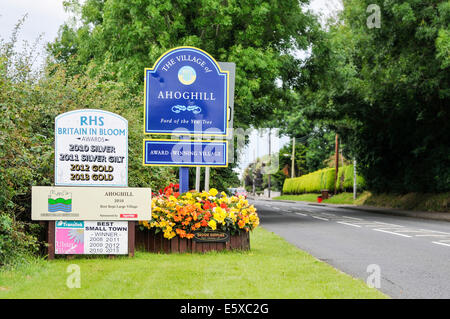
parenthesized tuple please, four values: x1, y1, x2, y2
(283, 165, 365, 194)
(0, 214, 40, 267)
(187, 165, 240, 192)
(299, 0, 450, 193)
(48, 0, 319, 129)
(336, 164, 365, 192)
(283, 167, 336, 194)
(0, 26, 176, 222)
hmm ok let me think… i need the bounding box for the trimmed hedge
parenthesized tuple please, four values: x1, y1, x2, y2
(283, 165, 365, 194)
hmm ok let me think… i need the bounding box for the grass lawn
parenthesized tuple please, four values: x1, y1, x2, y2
(274, 192, 358, 205)
(0, 227, 387, 299)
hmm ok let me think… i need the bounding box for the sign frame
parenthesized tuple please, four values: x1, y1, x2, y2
(143, 46, 230, 138)
(32, 186, 152, 221)
(142, 139, 228, 167)
(54, 108, 128, 187)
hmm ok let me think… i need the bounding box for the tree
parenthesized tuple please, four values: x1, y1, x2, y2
(298, 0, 450, 193)
(49, 0, 319, 129)
(49, 0, 320, 189)
(0, 34, 176, 221)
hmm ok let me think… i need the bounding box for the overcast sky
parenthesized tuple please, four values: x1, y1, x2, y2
(0, 0, 343, 179)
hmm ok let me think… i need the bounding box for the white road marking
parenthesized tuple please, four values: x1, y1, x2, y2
(337, 221, 362, 228)
(416, 234, 450, 237)
(391, 230, 432, 234)
(257, 201, 450, 246)
(342, 216, 363, 220)
(371, 221, 404, 226)
(373, 229, 412, 238)
(419, 229, 450, 235)
(432, 241, 450, 247)
(321, 213, 337, 217)
(311, 216, 329, 221)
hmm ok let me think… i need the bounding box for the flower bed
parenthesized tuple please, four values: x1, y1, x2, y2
(137, 184, 259, 253)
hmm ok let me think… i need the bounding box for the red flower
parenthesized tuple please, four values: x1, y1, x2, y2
(203, 201, 212, 210)
(220, 203, 227, 208)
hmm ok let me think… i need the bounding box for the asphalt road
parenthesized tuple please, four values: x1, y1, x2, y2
(252, 199, 450, 299)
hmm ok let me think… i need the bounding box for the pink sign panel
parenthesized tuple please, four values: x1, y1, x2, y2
(55, 221, 85, 254)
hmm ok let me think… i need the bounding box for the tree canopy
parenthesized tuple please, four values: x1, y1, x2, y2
(293, 0, 449, 193)
(49, 0, 319, 129)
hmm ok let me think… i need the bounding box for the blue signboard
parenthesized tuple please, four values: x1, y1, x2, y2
(144, 47, 229, 137)
(143, 139, 228, 167)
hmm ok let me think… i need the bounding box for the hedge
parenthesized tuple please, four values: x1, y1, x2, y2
(282, 165, 365, 194)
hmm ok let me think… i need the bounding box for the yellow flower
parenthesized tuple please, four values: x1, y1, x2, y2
(208, 220, 217, 230)
(209, 188, 218, 197)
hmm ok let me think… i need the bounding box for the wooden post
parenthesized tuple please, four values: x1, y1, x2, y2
(267, 129, 271, 199)
(128, 221, 135, 257)
(48, 221, 55, 260)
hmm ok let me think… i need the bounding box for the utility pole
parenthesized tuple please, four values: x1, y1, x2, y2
(268, 129, 271, 199)
(291, 136, 295, 178)
(353, 159, 357, 200)
(252, 148, 256, 195)
(334, 133, 339, 195)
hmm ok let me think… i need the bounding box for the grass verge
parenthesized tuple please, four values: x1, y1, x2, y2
(274, 193, 357, 205)
(0, 227, 386, 299)
(274, 192, 449, 212)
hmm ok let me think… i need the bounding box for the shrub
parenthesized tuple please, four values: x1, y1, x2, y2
(283, 165, 365, 194)
(0, 30, 176, 221)
(0, 214, 40, 267)
(283, 168, 335, 194)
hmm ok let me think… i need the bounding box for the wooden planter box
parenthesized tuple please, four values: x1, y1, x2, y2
(135, 227, 250, 253)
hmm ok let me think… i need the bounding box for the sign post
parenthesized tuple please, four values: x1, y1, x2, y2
(143, 47, 234, 190)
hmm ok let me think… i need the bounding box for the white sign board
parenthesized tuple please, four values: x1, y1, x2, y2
(32, 186, 151, 221)
(55, 221, 128, 255)
(55, 109, 128, 186)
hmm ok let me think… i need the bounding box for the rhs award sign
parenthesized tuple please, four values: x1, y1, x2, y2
(55, 109, 128, 186)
